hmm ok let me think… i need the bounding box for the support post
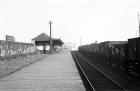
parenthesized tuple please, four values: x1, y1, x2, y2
(43, 44, 46, 54)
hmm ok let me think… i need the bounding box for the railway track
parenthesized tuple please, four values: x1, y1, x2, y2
(71, 51, 127, 91)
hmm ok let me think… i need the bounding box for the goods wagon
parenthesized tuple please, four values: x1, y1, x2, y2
(78, 38, 140, 78)
(127, 37, 140, 76)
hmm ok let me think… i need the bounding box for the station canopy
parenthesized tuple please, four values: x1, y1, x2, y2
(32, 33, 64, 46)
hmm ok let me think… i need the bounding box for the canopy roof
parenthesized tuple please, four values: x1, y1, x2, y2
(32, 33, 50, 41)
(32, 33, 64, 46)
(52, 39, 64, 46)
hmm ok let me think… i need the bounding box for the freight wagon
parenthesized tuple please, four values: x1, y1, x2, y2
(78, 37, 140, 79)
(127, 37, 140, 77)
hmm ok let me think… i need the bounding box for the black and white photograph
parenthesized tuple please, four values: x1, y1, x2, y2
(0, 0, 140, 91)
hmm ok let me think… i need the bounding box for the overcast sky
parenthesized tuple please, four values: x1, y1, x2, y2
(0, 0, 140, 47)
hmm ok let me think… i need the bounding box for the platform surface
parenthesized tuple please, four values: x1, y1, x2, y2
(0, 49, 85, 91)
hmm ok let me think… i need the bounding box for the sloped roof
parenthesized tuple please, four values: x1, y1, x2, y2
(52, 39, 64, 46)
(32, 33, 64, 46)
(32, 33, 50, 41)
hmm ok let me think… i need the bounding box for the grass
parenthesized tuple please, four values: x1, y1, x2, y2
(0, 52, 48, 79)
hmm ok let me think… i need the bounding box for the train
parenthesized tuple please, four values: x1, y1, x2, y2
(78, 37, 140, 79)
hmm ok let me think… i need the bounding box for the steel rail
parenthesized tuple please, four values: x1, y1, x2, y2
(77, 52, 128, 91)
(71, 51, 96, 91)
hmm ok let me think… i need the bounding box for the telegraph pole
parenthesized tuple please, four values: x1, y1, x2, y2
(80, 37, 81, 46)
(49, 20, 52, 54)
(138, 13, 140, 37)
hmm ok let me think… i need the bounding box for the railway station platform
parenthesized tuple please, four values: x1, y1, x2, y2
(0, 49, 85, 91)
